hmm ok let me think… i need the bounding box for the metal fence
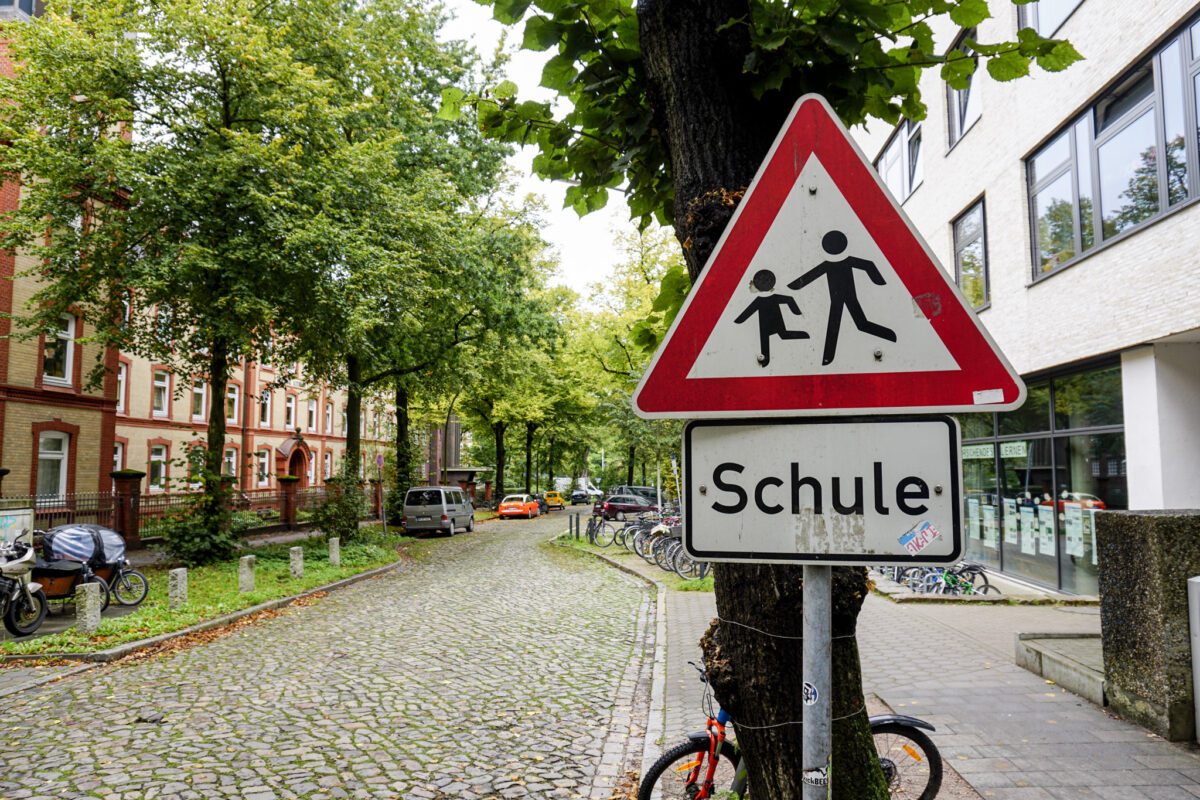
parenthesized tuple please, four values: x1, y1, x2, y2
(4, 492, 119, 531)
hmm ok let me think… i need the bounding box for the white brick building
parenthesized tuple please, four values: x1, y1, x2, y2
(855, 0, 1200, 592)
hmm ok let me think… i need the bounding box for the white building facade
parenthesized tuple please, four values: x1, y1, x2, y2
(856, 0, 1200, 593)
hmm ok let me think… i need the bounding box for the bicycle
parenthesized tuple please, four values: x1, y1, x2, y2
(585, 514, 617, 547)
(639, 663, 942, 799)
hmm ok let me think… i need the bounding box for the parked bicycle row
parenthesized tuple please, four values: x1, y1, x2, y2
(875, 562, 1001, 596)
(583, 512, 710, 581)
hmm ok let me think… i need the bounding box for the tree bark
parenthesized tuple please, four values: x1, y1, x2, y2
(524, 422, 537, 494)
(626, 444, 635, 486)
(638, 1, 886, 796)
(394, 381, 411, 496)
(493, 420, 507, 497)
(345, 352, 362, 478)
(204, 342, 231, 534)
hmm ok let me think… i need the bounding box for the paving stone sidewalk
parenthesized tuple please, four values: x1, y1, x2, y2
(0, 515, 653, 800)
(649, 567, 1200, 798)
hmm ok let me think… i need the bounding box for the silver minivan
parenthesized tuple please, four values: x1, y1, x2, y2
(401, 486, 475, 536)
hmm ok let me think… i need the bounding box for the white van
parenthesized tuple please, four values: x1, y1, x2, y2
(401, 486, 475, 536)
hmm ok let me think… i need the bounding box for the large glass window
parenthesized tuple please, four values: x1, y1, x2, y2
(191, 379, 206, 421)
(226, 385, 239, 423)
(1020, 0, 1083, 36)
(952, 201, 988, 308)
(36, 432, 68, 499)
(152, 370, 170, 417)
(875, 121, 922, 201)
(958, 362, 1125, 593)
(257, 450, 271, 487)
(285, 395, 296, 431)
(149, 444, 167, 492)
(307, 399, 317, 432)
(43, 315, 74, 385)
(947, 35, 981, 145)
(259, 389, 271, 427)
(223, 447, 238, 478)
(1029, 23, 1200, 277)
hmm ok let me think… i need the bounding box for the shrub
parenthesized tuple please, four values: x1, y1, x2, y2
(160, 497, 239, 566)
(310, 465, 366, 543)
(229, 510, 264, 535)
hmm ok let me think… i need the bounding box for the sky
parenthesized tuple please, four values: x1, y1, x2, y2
(438, 0, 639, 298)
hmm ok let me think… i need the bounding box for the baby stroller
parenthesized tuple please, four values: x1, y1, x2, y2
(35, 524, 149, 611)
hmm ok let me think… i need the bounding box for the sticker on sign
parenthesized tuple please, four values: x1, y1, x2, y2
(683, 416, 962, 565)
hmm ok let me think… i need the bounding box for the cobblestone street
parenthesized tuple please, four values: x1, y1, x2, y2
(0, 516, 652, 800)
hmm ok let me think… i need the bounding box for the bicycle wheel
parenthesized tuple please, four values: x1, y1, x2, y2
(637, 738, 740, 800)
(972, 583, 1001, 596)
(873, 722, 942, 800)
(113, 569, 149, 605)
(654, 540, 678, 571)
(673, 548, 706, 580)
(593, 522, 616, 547)
(632, 530, 651, 559)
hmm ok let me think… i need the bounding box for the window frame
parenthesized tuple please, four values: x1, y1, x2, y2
(323, 451, 332, 480)
(946, 32, 982, 147)
(115, 361, 128, 415)
(191, 378, 207, 421)
(952, 198, 990, 311)
(325, 402, 333, 434)
(874, 120, 923, 201)
(1027, 23, 1200, 281)
(256, 450, 272, 487)
(307, 398, 317, 433)
(36, 431, 69, 499)
(226, 384, 240, 424)
(259, 389, 272, 428)
(1018, 0, 1084, 37)
(149, 443, 168, 492)
(223, 446, 239, 478)
(152, 370, 171, 417)
(285, 394, 297, 431)
(41, 314, 75, 387)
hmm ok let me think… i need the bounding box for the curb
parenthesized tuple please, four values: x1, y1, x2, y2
(2, 559, 405, 665)
(553, 536, 668, 774)
(0, 662, 98, 699)
(869, 571, 1099, 606)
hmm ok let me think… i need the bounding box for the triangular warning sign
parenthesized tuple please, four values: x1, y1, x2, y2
(633, 94, 1026, 419)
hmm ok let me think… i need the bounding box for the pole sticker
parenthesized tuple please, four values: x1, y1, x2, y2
(898, 520, 941, 555)
(802, 766, 829, 786)
(802, 681, 819, 706)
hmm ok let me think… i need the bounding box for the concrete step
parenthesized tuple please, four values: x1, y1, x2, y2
(1015, 632, 1105, 706)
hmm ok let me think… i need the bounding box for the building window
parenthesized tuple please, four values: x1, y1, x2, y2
(256, 450, 271, 487)
(306, 455, 316, 485)
(259, 389, 271, 427)
(325, 403, 333, 434)
(113, 442, 124, 474)
(875, 120, 922, 200)
(226, 385, 239, 423)
(149, 444, 168, 492)
(341, 410, 347, 436)
(42, 315, 75, 386)
(187, 446, 205, 489)
(116, 363, 127, 414)
(285, 395, 297, 431)
(307, 399, 317, 432)
(953, 201, 988, 309)
(36, 431, 69, 498)
(1019, 0, 1083, 36)
(152, 370, 170, 417)
(323, 451, 332, 480)
(1029, 24, 1200, 278)
(191, 378, 206, 421)
(223, 447, 238, 478)
(947, 35, 981, 146)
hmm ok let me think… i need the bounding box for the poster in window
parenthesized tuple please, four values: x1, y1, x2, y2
(1020, 506, 1037, 555)
(982, 504, 998, 548)
(967, 497, 981, 539)
(1065, 502, 1084, 557)
(1037, 506, 1056, 556)
(1002, 498, 1019, 544)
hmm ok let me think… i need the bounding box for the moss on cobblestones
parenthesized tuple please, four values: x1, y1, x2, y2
(2, 534, 410, 655)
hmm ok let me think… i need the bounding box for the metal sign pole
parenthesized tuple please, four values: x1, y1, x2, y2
(802, 564, 832, 799)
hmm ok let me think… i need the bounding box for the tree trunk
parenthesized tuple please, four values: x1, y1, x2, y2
(204, 343, 231, 535)
(493, 420, 507, 497)
(638, 1, 886, 796)
(443, 392, 460, 485)
(524, 422, 537, 495)
(345, 353, 362, 478)
(394, 381, 411, 496)
(626, 444, 635, 486)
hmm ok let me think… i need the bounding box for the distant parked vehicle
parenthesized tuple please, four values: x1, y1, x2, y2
(594, 494, 657, 521)
(401, 486, 475, 536)
(498, 494, 540, 519)
(570, 489, 590, 505)
(544, 491, 566, 510)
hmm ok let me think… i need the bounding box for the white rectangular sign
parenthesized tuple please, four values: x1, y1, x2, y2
(684, 416, 962, 565)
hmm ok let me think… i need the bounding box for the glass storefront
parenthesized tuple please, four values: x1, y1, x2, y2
(958, 363, 1126, 594)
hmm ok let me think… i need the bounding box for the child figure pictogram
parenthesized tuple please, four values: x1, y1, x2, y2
(733, 269, 809, 367)
(788, 230, 897, 366)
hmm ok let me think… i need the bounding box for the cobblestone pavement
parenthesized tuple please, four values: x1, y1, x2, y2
(0, 514, 653, 800)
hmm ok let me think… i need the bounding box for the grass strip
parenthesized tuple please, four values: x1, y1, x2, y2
(554, 533, 714, 593)
(2, 528, 412, 655)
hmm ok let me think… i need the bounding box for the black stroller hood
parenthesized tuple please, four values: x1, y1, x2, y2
(41, 524, 126, 568)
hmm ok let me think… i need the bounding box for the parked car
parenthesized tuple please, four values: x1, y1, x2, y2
(570, 489, 590, 505)
(608, 485, 659, 504)
(401, 486, 475, 536)
(544, 491, 566, 509)
(593, 494, 657, 520)
(498, 494, 540, 519)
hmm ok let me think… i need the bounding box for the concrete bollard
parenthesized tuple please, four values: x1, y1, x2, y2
(75, 582, 102, 634)
(239, 555, 256, 593)
(290, 546, 303, 578)
(329, 537, 340, 567)
(168, 567, 187, 610)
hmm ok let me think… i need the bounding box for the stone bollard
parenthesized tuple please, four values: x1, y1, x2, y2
(329, 537, 340, 567)
(290, 546, 303, 579)
(239, 555, 256, 593)
(168, 567, 187, 610)
(75, 582, 102, 634)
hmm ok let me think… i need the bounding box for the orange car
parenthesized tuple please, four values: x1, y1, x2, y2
(498, 494, 540, 519)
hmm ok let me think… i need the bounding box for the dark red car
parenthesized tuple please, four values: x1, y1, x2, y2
(593, 494, 657, 520)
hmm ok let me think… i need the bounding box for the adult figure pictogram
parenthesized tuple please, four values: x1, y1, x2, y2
(733, 269, 809, 367)
(788, 230, 897, 366)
